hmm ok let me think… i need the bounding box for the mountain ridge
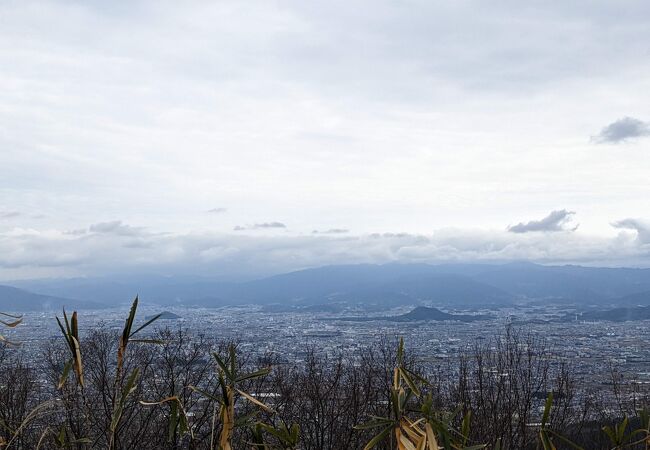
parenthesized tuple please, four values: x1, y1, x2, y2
(0, 285, 103, 312)
(6, 262, 650, 309)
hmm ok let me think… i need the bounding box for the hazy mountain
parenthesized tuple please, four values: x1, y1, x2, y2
(471, 262, 650, 303)
(8, 264, 510, 307)
(190, 265, 514, 307)
(8, 275, 228, 306)
(610, 290, 650, 306)
(0, 285, 102, 312)
(8, 262, 650, 308)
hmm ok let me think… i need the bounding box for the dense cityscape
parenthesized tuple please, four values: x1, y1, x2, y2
(6, 300, 650, 406)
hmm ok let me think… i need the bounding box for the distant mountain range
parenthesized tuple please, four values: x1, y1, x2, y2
(4, 262, 650, 311)
(0, 285, 104, 312)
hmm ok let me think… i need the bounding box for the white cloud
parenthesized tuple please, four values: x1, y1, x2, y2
(612, 218, 650, 244)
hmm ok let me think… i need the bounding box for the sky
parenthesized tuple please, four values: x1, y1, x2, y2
(1, 0, 649, 280)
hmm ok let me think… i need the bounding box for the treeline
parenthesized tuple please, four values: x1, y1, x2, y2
(1, 299, 649, 449)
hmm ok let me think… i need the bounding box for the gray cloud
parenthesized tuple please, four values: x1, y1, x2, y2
(207, 208, 227, 214)
(0, 211, 21, 219)
(255, 222, 286, 229)
(89, 221, 146, 236)
(593, 117, 650, 143)
(63, 229, 87, 236)
(612, 218, 650, 244)
(233, 222, 287, 231)
(312, 228, 349, 234)
(508, 210, 577, 233)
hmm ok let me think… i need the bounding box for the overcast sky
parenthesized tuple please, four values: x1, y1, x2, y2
(1, 0, 649, 280)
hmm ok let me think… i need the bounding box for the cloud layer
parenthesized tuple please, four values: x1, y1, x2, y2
(1, 217, 649, 281)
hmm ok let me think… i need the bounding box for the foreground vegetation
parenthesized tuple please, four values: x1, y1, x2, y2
(1, 300, 650, 449)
